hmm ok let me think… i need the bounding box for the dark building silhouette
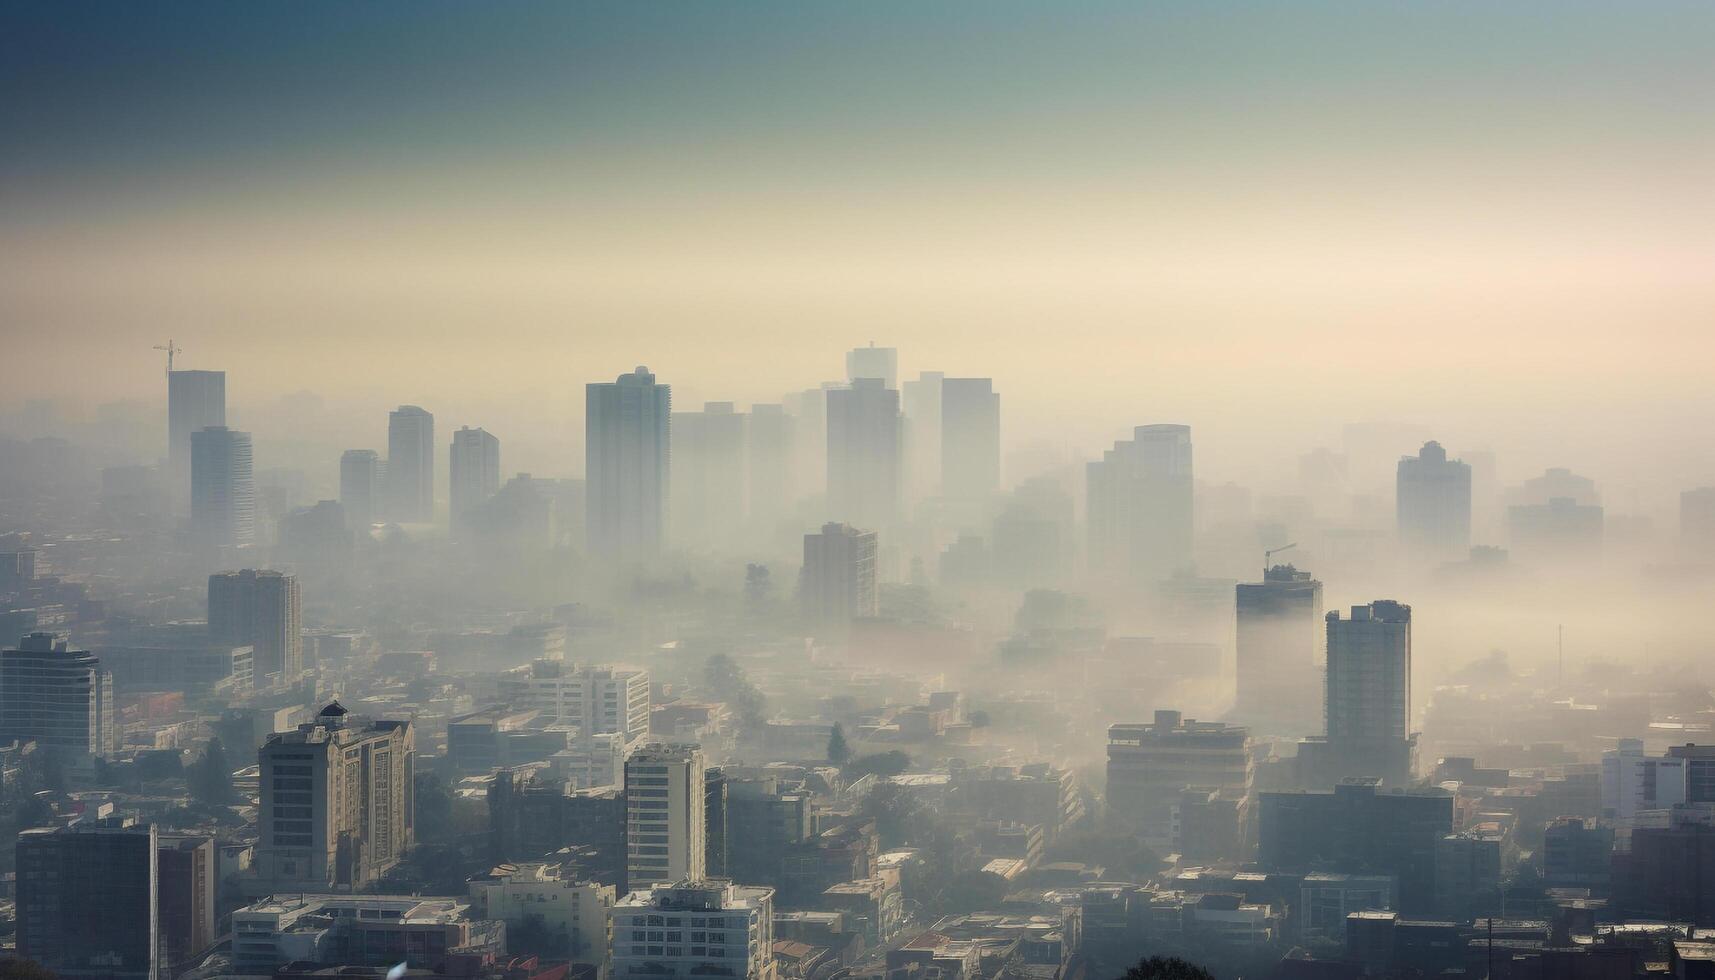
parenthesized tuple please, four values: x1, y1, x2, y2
(1396, 441, 1471, 564)
(1259, 778, 1454, 914)
(1087, 424, 1193, 584)
(586, 367, 671, 561)
(17, 818, 159, 980)
(1235, 564, 1324, 736)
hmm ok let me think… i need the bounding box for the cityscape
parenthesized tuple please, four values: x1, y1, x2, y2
(4, 4, 1715, 980)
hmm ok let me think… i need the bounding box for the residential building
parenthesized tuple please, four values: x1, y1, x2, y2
(746, 404, 795, 534)
(190, 425, 256, 546)
(611, 879, 777, 980)
(17, 818, 159, 980)
(0, 632, 117, 757)
(386, 405, 436, 523)
(587, 367, 671, 560)
(251, 702, 415, 894)
(524, 662, 652, 746)
(208, 568, 302, 683)
(901, 371, 943, 502)
(626, 744, 707, 889)
(467, 862, 615, 968)
(799, 523, 878, 630)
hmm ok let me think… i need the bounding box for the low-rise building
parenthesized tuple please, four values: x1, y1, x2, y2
(231, 894, 504, 973)
(611, 879, 776, 980)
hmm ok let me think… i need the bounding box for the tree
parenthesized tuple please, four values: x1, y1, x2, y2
(844, 750, 911, 781)
(189, 737, 238, 807)
(967, 710, 991, 728)
(744, 564, 773, 607)
(705, 653, 767, 731)
(1117, 956, 1214, 980)
(827, 724, 851, 766)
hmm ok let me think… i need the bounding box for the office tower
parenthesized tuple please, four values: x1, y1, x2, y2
(586, 366, 671, 560)
(157, 836, 216, 977)
(168, 369, 225, 488)
(624, 743, 707, 889)
(0, 632, 117, 758)
(747, 404, 794, 532)
(786, 386, 832, 500)
(611, 880, 777, 980)
(252, 702, 415, 893)
(1396, 441, 1472, 563)
(190, 425, 256, 546)
(902, 371, 944, 501)
(339, 449, 384, 527)
(1299, 601, 1415, 787)
(385, 405, 435, 523)
(1508, 497, 1604, 558)
(17, 818, 159, 980)
(208, 569, 301, 682)
(1087, 424, 1194, 583)
(524, 661, 653, 746)
(1235, 564, 1325, 735)
(449, 426, 501, 528)
(940, 378, 1000, 499)
(1681, 487, 1715, 551)
(992, 476, 1075, 588)
(1106, 710, 1252, 852)
(671, 402, 747, 552)
(845, 342, 898, 388)
(826, 378, 901, 529)
(800, 523, 879, 628)
(1259, 779, 1454, 914)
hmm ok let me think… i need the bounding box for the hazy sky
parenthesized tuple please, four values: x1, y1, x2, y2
(4, 2, 1712, 488)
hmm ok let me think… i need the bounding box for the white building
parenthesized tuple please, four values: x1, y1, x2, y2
(1602, 738, 1687, 826)
(611, 879, 775, 980)
(625, 744, 707, 889)
(467, 862, 613, 970)
(449, 426, 502, 528)
(231, 894, 500, 973)
(525, 662, 652, 746)
(553, 732, 628, 790)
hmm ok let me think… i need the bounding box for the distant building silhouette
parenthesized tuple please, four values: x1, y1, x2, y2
(1087, 424, 1193, 583)
(1396, 441, 1471, 564)
(800, 522, 879, 629)
(1235, 564, 1325, 736)
(845, 342, 898, 388)
(1681, 487, 1715, 552)
(826, 378, 901, 530)
(746, 404, 794, 537)
(449, 425, 501, 529)
(586, 366, 671, 560)
(385, 405, 435, 523)
(338, 448, 384, 527)
(940, 377, 1000, 499)
(672, 401, 747, 552)
(208, 569, 301, 683)
(167, 369, 225, 492)
(902, 370, 944, 501)
(190, 425, 255, 547)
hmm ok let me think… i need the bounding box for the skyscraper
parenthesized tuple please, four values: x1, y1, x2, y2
(1681, 487, 1715, 552)
(157, 836, 216, 978)
(586, 366, 671, 560)
(800, 522, 879, 629)
(0, 633, 117, 758)
(17, 818, 159, 980)
(671, 402, 747, 552)
(449, 426, 501, 528)
(845, 342, 898, 388)
(190, 425, 256, 547)
(624, 743, 707, 889)
(386, 405, 435, 523)
(339, 449, 384, 527)
(251, 702, 414, 894)
(826, 378, 901, 530)
(747, 403, 795, 533)
(1086, 424, 1193, 583)
(1396, 441, 1472, 564)
(940, 377, 1000, 499)
(167, 369, 225, 489)
(901, 370, 944, 501)
(1235, 564, 1325, 735)
(208, 569, 302, 682)
(1298, 600, 1415, 787)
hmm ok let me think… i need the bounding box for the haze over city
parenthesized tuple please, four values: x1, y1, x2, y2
(2, 4, 1714, 980)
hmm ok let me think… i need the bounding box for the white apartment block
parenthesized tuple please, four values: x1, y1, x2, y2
(611, 879, 775, 980)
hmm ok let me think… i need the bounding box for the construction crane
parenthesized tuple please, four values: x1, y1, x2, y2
(1263, 542, 1297, 575)
(152, 339, 182, 375)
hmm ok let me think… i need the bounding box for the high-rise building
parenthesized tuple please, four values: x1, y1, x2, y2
(17, 817, 159, 980)
(611, 879, 777, 980)
(1681, 487, 1715, 552)
(746, 404, 795, 534)
(208, 569, 302, 682)
(1106, 710, 1252, 852)
(940, 378, 1000, 499)
(1087, 424, 1194, 583)
(339, 449, 384, 527)
(1259, 779, 1453, 914)
(845, 342, 898, 388)
(168, 369, 225, 490)
(800, 522, 878, 629)
(190, 425, 256, 547)
(826, 378, 901, 530)
(157, 836, 216, 977)
(0, 632, 117, 757)
(1396, 442, 1472, 564)
(251, 702, 414, 894)
(385, 405, 435, 523)
(671, 402, 747, 552)
(1235, 564, 1325, 735)
(624, 743, 707, 889)
(449, 426, 501, 528)
(901, 371, 944, 502)
(587, 367, 671, 560)
(523, 661, 652, 746)
(1298, 601, 1415, 787)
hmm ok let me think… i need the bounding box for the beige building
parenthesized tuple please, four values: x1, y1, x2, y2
(625, 743, 707, 889)
(468, 862, 614, 972)
(612, 879, 776, 980)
